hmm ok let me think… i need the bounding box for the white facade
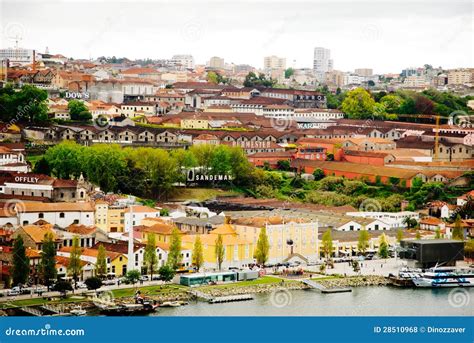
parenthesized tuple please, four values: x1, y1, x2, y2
(0, 48, 35, 66)
(18, 210, 94, 228)
(338, 219, 391, 231)
(346, 211, 419, 229)
(171, 54, 194, 69)
(313, 47, 333, 81)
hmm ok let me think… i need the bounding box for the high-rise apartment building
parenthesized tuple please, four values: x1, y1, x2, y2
(313, 47, 333, 82)
(171, 54, 195, 69)
(264, 55, 286, 71)
(208, 56, 225, 69)
(354, 68, 373, 77)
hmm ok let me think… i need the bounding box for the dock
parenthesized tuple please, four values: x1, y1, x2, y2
(189, 290, 254, 303)
(302, 279, 352, 293)
(209, 294, 254, 304)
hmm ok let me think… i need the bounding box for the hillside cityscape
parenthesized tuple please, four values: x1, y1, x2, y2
(0, 2, 473, 318)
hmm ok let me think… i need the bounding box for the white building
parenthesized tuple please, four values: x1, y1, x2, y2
(294, 108, 344, 121)
(17, 202, 95, 227)
(171, 54, 195, 69)
(313, 47, 333, 82)
(0, 48, 36, 66)
(124, 205, 161, 229)
(345, 211, 419, 229)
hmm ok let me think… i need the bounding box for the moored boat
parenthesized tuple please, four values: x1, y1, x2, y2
(411, 267, 474, 288)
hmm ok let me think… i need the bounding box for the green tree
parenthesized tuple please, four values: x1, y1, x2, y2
(84, 276, 102, 290)
(11, 236, 30, 286)
(158, 265, 175, 282)
(68, 100, 92, 121)
(452, 215, 464, 240)
(39, 232, 57, 288)
(276, 160, 290, 171)
(68, 236, 83, 287)
(192, 236, 204, 272)
(144, 233, 158, 279)
(396, 229, 404, 243)
(435, 228, 442, 239)
(415, 231, 422, 240)
(33, 157, 51, 175)
(379, 94, 402, 113)
(284, 68, 295, 79)
(357, 229, 370, 255)
(321, 230, 333, 263)
(125, 270, 141, 285)
(312, 168, 325, 181)
(44, 141, 84, 179)
(341, 88, 377, 119)
(378, 233, 389, 258)
(214, 234, 225, 271)
(95, 244, 107, 278)
(254, 227, 270, 266)
(167, 228, 182, 270)
(53, 280, 73, 296)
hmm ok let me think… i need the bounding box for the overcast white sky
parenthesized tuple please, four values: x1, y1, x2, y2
(0, 0, 472, 73)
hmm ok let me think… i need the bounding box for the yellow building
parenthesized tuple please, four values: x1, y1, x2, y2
(233, 217, 319, 264)
(95, 202, 125, 233)
(181, 219, 254, 269)
(180, 118, 209, 129)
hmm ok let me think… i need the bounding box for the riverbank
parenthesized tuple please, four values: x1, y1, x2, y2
(313, 275, 389, 288)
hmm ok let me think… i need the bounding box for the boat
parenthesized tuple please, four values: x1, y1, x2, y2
(411, 266, 474, 288)
(160, 301, 183, 307)
(69, 306, 87, 316)
(98, 301, 159, 316)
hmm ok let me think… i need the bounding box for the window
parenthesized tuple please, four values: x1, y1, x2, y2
(59, 212, 65, 218)
(38, 213, 44, 219)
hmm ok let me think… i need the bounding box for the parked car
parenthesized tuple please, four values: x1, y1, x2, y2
(151, 275, 162, 281)
(7, 287, 21, 296)
(139, 275, 149, 281)
(102, 279, 116, 286)
(75, 282, 88, 289)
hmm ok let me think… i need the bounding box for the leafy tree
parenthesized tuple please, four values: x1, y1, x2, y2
(243, 72, 276, 87)
(95, 244, 107, 279)
(160, 208, 170, 216)
(276, 160, 290, 171)
(84, 276, 102, 290)
(341, 88, 376, 119)
(378, 233, 389, 258)
(33, 157, 51, 175)
(124, 270, 141, 285)
(44, 141, 84, 179)
(167, 228, 182, 270)
(144, 233, 158, 279)
(312, 168, 325, 181)
(39, 232, 57, 288)
(192, 236, 204, 272)
(254, 227, 270, 266)
(415, 231, 422, 240)
(158, 265, 175, 282)
(379, 94, 402, 113)
(68, 236, 83, 287)
(68, 100, 92, 121)
(396, 229, 404, 243)
(214, 234, 225, 271)
(435, 228, 442, 239)
(452, 215, 464, 240)
(284, 68, 295, 79)
(414, 95, 434, 114)
(321, 230, 333, 263)
(53, 280, 73, 296)
(357, 229, 370, 255)
(12, 236, 29, 286)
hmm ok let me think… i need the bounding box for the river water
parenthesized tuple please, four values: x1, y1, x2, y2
(152, 287, 474, 316)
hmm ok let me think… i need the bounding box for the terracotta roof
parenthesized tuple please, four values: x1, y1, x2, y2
(21, 202, 94, 213)
(138, 223, 176, 235)
(22, 225, 57, 243)
(67, 224, 96, 235)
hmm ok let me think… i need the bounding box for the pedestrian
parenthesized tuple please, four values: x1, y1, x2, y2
(381, 264, 383, 268)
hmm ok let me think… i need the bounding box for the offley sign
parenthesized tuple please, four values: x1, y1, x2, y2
(14, 176, 40, 183)
(186, 169, 233, 183)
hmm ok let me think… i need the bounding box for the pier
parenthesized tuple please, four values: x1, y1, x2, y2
(302, 279, 352, 293)
(189, 290, 254, 303)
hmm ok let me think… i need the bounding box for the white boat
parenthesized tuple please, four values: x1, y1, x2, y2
(411, 267, 474, 288)
(70, 306, 87, 316)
